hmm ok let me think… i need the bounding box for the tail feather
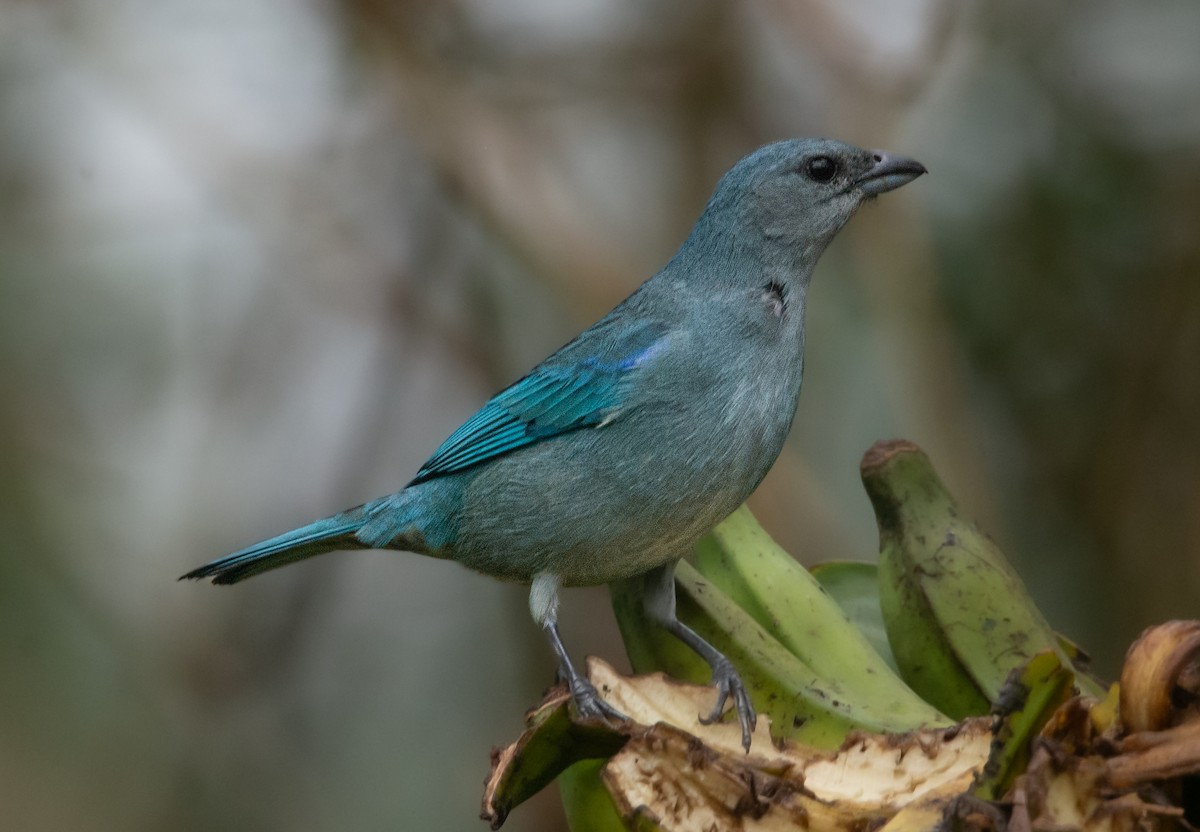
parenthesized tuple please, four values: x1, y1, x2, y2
(182, 513, 366, 585)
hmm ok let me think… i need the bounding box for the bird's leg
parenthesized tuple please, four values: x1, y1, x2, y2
(642, 560, 757, 751)
(530, 572, 626, 724)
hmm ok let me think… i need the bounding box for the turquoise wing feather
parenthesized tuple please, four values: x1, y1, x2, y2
(410, 321, 668, 484)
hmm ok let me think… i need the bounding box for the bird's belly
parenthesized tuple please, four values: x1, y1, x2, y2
(451, 386, 795, 586)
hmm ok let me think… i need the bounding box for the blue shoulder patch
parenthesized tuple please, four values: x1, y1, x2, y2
(409, 323, 668, 484)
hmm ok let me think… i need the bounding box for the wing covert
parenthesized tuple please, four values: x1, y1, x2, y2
(409, 324, 669, 484)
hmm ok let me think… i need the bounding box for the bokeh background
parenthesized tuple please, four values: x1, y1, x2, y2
(3, 0, 1199, 829)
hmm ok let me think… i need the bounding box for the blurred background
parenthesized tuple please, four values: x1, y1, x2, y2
(2, 0, 1199, 829)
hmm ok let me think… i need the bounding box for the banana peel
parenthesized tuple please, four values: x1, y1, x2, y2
(483, 658, 992, 831)
(1119, 619, 1200, 733)
(968, 620, 1200, 831)
(480, 683, 626, 829)
(487, 622, 1200, 830)
(1001, 621, 1200, 832)
(972, 649, 1078, 801)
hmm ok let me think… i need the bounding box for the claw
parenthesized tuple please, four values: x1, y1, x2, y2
(569, 674, 627, 725)
(697, 657, 757, 751)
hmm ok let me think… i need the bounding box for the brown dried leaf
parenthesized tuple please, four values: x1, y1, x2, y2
(1120, 620, 1200, 733)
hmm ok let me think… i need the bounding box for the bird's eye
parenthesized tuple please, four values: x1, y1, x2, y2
(805, 156, 838, 183)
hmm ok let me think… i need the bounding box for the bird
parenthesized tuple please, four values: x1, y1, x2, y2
(183, 138, 926, 751)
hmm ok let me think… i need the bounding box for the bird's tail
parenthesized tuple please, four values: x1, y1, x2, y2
(181, 511, 368, 585)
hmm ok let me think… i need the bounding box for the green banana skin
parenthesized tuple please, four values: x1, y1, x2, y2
(809, 560, 899, 673)
(611, 561, 940, 748)
(876, 536, 994, 718)
(813, 560, 1106, 701)
(693, 506, 948, 729)
(557, 759, 629, 832)
(862, 440, 1096, 719)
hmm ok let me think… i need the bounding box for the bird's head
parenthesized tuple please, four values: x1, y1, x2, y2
(697, 138, 926, 269)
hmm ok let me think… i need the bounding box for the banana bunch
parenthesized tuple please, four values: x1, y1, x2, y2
(690, 505, 947, 733)
(611, 556, 948, 749)
(483, 438, 1121, 830)
(607, 440, 1104, 750)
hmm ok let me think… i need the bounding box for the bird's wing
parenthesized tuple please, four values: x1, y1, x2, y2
(409, 320, 670, 485)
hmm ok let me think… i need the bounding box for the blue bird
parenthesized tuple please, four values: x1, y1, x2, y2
(183, 138, 926, 750)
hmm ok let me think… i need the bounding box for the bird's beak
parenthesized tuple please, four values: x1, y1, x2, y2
(855, 152, 927, 196)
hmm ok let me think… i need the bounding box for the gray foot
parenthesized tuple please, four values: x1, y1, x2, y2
(697, 655, 756, 751)
(568, 673, 627, 724)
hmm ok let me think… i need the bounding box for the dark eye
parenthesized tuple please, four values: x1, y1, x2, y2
(805, 156, 838, 183)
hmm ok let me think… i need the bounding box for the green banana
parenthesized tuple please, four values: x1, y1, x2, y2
(861, 440, 1100, 719)
(610, 561, 946, 748)
(692, 506, 946, 728)
(812, 559, 1105, 694)
(557, 759, 629, 832)
(809, 559, 899, 673)
(971, 650, 1076, 801)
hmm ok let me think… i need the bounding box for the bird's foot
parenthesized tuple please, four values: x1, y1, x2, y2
(697, 655, 757, 752)
(567, 673, 627, 726)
